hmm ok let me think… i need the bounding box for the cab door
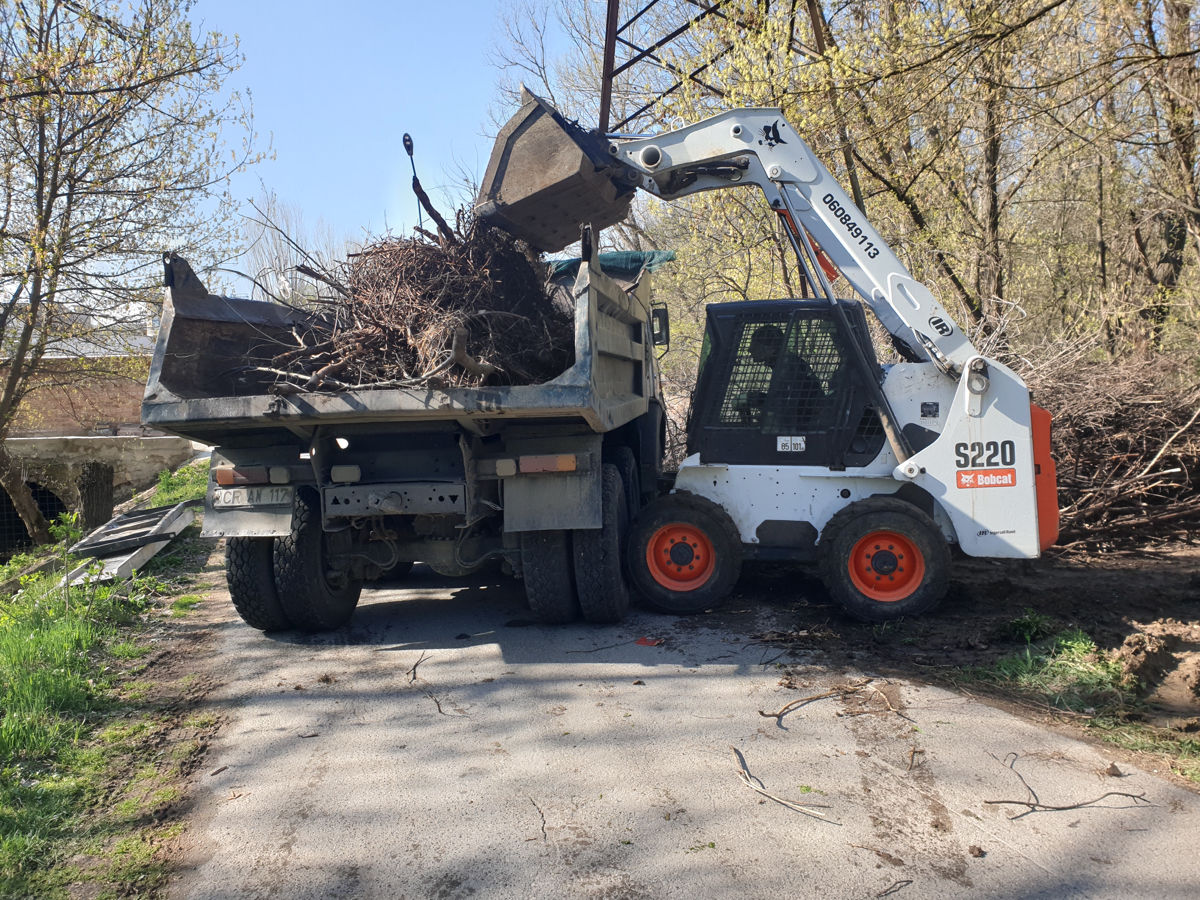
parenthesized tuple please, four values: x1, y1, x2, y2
(686, 300, 884, 468)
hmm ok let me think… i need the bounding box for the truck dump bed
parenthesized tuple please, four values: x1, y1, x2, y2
(142, 254, 658, 447)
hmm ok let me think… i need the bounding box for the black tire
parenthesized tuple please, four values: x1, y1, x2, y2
(606, 445, 640, 520)
(626, 492, 742, 615)
(818, 496, 950, 622)
(226, 537, 292, 632)
(273, 488, 362, 633)
(572, 463, 631, 624)
(520, 530, 579, 623)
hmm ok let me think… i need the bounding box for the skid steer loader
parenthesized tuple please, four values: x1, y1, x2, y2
(478, 90, 1058, 622)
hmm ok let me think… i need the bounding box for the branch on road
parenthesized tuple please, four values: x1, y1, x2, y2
(985, 752, 1153, 819)
(758, 677, 872, 728)
(730, 747, 840, 824)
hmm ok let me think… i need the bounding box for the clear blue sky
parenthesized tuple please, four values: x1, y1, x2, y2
(194, 0, 547, 244)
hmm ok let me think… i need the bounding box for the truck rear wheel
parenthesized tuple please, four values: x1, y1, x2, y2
(605, 445, 640, 519)
(226, 537, 292, 632)
(627, 492, 742, 614)
(819, 497, 950, 622)
(572, 463, 630, 624)
(520, 530, 579, 623)
(273, 488, 363, 632)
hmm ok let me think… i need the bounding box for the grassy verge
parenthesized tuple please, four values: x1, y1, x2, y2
(0, 466, 217, 897)
(152, 460, 209, 506)
(954, 624, 1200, 783)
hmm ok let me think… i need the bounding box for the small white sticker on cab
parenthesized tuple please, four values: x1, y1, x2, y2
(776, 436, 806, 452)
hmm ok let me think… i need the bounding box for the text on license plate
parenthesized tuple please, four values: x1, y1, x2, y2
(212, 486, 294, 508)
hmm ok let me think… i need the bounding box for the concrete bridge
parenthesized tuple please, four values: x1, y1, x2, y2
(1, 435, 197, 550)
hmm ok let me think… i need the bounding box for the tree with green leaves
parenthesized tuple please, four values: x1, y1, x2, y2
(0, 0, 259, 542)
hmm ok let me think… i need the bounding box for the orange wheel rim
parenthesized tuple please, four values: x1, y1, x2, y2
(847, 530, 924, 602)
(646, 523, 716, 591)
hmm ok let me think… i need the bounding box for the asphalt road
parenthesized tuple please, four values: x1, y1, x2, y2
(172, 564, 1200, 899)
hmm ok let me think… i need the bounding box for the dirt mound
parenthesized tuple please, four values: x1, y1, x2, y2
(1181, 657, 1200, 700)
(1116, 632, 1176, 690)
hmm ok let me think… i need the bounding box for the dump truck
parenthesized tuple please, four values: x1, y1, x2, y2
(142, 239, 669, 631)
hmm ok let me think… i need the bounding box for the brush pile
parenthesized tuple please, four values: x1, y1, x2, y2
(1027, 355, 1200, 550)
(263, 218, 573, 391)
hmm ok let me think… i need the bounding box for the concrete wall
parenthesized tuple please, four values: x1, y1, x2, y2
(4, 435, 199, 507)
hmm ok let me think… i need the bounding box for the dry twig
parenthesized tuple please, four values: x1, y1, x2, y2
(758, 677, 872, 727)
(729, 747, 840, 824)
(985, 752, 1152, 819)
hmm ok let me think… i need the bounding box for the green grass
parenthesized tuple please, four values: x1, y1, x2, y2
(153, 461, 209, 506)
(0, 548, 175, 895)
(1006, 607, 1057, 644)
(169, 594, 201, 617)
(964, 628, 1131, 714)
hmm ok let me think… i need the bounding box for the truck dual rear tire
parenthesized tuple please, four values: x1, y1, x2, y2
(818, 497, 950, 622)
(520, 530, 580, 623)
(273, 488, 363, 632)
(626, 492, 742, 614)
(226, 537, 292, 632)
(572, 463, 631, 624)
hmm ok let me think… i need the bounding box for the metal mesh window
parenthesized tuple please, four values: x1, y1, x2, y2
(714, 314, 847, 434)
(853, 406, 884, 442)
(715, 316, 783, 426)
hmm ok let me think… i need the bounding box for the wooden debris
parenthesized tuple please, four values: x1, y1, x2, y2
(729, 746, 839, 823)
(758, 677, 873, 727)
(252, 215, 573, 392)
(986, 752, 1152, 819)
(1026, 355, 1200, 549)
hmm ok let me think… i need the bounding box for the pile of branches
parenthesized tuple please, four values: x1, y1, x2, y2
(261, 216, 573, 391)
(1026, 353, 1200, 550)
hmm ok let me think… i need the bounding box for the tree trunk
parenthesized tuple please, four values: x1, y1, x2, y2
(977, 51, 1004, 324)
(0, 445, 50, 545)
(76, 461, 115, 532)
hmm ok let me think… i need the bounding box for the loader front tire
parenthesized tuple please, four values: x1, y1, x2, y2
(226, 537, 291, 632)
(627, 492, 742, 615)
(273, 488, 362, 632)
(520, 530, 579, 624)
(819, 497, 949, 622)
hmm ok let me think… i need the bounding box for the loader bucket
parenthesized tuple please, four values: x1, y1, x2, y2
(475, 89, 634, 252)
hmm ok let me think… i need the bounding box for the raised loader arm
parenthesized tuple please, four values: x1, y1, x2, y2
(606, 110, 974, 376)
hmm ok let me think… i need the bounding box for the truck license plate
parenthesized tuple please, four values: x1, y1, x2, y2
(212, 486, 294, 509)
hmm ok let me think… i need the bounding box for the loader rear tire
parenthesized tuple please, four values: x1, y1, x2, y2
(627, 492, 742, 615)
(819, 497, 949, 622)
(226, 537, 291, 632)
(273, 488, 362, 633)
(520, 530, 579, 624)
(572, 463, 631, 624)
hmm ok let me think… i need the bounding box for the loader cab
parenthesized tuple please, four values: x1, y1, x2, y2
(686, 299, 886, 468)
